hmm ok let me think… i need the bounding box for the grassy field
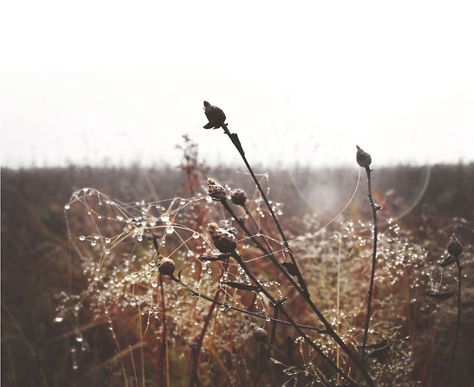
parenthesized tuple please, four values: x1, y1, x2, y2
(2, 157, 474, 386)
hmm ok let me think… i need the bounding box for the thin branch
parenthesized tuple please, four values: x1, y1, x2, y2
(221, 195, 374, 385)
(229, 250, 361, 386)
(221, 123, 309, 296)
(361, 166, 380, 359)
(448, 254, 463, 382)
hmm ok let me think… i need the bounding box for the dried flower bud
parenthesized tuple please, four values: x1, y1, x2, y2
(208, 222, 237, 254)
(356, 145, 372, 168)
(253, 327, 269, 342)
(230, 189, 247, 206)
(158, 257, 175, 276)
(447, 233, 463, 257)
(207, 178, 226, 201)
(203, 101, 226, 129)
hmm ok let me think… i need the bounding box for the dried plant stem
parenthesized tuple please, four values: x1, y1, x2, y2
(221, 200, 374, 386)
(448, 255, 463, 381)
(158, 275, 169, 387)
(229, 250, 361, 386)
(361, 166, 380, 359)
(189, 287, 221, 387)
(221, 124, 309, 295)
(173, 277, 326, 333)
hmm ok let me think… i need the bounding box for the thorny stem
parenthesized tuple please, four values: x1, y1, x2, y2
(222, 193, 374, 385)
(361, 166, 380, 359)
(229, 250, 361, 386)
(448, 255, 463, 382)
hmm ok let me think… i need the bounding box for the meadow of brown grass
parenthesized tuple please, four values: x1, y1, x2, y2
(2, 151, 474, 386)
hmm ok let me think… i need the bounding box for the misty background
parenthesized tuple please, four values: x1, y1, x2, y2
(1, 0, 474, 168)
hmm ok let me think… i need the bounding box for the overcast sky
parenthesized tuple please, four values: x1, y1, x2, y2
(1, 0, 473, 168)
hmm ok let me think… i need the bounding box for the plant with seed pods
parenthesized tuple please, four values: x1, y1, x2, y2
(54, 101, 473, 386)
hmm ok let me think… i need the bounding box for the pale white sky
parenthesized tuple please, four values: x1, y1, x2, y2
(1, 0, 473, 168)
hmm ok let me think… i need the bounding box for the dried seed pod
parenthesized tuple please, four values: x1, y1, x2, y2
(356, 145, 372, 168)
(253, 327, 269, 342)
(447, 233, 463, 257)
(207, 178, 226, 201)
(230, 189, 247, 206)
(208, 222, 237, 254)
(203, 101, 226, 129)
(158, 258, 175, 276)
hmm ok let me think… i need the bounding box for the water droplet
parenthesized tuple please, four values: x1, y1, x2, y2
(166, 225, 174, 234)
(54, 316, 64, 323)
(160, 214, 170, 223)
(192, 232, 200, 239)
(64, 204, 70, 210)
(79, 235, 86, 241)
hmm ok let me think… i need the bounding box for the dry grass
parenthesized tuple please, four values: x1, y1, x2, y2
(2, 136, 474, 386)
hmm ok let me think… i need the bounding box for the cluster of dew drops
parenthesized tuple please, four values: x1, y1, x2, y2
(55, 186, 293, 372)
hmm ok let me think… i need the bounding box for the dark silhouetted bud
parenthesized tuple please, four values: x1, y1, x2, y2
(207, 178, 226, 201)
(203, 101, 226, 129)
(230, 188, 247, 206)
(208, 222, 237, 254)
(253, 327, 269, 342)
(447, 234, 463, 257)
(356, 145, 372, 168)
(158, 258, 175, 276)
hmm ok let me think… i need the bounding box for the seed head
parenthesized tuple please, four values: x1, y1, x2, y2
(447, 233, 463, 257)
(356, 145, 372, 168)
(158, 258, 175, 276)
(207, 178, 226, 201)
(253, 327, 269, 342)
(203, 101, 226, 129)
(207, 222, 237, 254)
(230, 189, 247, 206)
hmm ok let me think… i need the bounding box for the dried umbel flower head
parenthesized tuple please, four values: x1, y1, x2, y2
(253, 326, 269, 342)
(158, 257, 175, 276)
(203, 101, 226, 129)
(447, 233, 463, 257)
(207, 222, 237, 254)
(207, 178, 226, 201)
(230, 188, 247, 206)
(356, 145, 372, 168)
